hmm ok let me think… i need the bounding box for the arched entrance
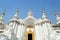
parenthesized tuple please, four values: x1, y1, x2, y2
(26, 26, 34, 40)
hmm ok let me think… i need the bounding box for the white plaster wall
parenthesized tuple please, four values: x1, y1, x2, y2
(4, 23, 13, 39)
(5, 22, 19, 40)
(4, 22, 54, 40)
(21, 25, 25, 40)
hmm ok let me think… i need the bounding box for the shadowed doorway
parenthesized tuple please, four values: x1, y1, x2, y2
(28, 34, 32, 40)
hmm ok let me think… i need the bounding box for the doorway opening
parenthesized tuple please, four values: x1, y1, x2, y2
(28, 34, 32, 40)
(26, 27, 34, 40)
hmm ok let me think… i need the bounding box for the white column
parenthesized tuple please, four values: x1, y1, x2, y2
(42, 23, 48, 40)
(39, 24, 43, 40)
(11, 22, 16, 40)
(21, 24, 25, 40)
(17, 25, 22, 40)
(15, 23, 18, 36)
(17, 24, 25, 40)
(14, 23, 17, 34)
(35, 24, 42, 40)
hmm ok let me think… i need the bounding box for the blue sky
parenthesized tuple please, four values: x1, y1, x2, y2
(0, 0, 60, 24)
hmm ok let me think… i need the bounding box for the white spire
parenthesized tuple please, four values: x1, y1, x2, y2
(42, 9, 46, 20)
(1, 11, 5, 18)
(41, 9, 50, 23)
(55, 11, 60, 24)
(13, 9, 18, 19)
(0, 10, 5, 24)
(27, 10, 32, 16)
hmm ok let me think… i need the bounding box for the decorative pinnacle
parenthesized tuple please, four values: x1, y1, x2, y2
(1, 9, 6, 17)
(42, 8, 45, 16)
(42, 8, 44, 13)
(13, 9, 19, 19)
(15, 8, 19, 16)
(28, 10, 32, 16)
(0, 9, 6, 23)
(54, 11, 58, 17)
(41, 8, 47, 20)
(16, 8, 18, 12)
(54, 11, 60, 24)
(16, 8, 18, 15)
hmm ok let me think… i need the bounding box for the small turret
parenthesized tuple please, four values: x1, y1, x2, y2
(0, 10, 5, 24)
(55, 11, 60, 24)
(41, 9, 49, 23)
(42, 9, 47, 20)
(9, 9, 19, 22)
(0, 10, 5, 33)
